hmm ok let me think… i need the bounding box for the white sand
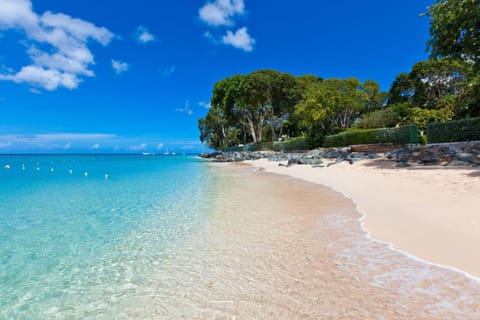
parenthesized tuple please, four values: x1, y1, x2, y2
(246, 158, 480, 279)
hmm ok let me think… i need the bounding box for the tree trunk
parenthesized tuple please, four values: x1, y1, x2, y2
(270, 113, 278, 141)
(246, 115, 257, 143)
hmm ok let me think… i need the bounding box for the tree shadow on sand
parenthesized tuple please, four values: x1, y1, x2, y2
(358, 159, 480, 178)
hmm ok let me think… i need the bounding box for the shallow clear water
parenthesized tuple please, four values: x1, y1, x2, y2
(0, 155, 214, 318)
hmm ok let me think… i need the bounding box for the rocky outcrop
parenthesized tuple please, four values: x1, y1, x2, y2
(386, 142, 480, 167)
(200, 141, 480, 168)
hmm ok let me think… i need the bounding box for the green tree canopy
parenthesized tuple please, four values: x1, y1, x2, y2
(427, 0, 480, 66)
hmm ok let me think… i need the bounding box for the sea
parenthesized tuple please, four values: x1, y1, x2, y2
(0, 155, 214, 318)
(2, 154, 480, 318)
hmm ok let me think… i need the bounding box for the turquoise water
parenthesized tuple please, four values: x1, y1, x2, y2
(0, 155, 214, 318)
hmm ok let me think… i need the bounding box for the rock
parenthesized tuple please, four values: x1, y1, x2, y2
(395, 162, 410, 168)
(366, 152, 380, 159)
(419, 155, 441, 165)
(454, 152, 475, 163)
(350, 143, 398, 153)
(446, 160, 471, 167)
(325, 151, 340, 159)
(465, 141, 480, 155)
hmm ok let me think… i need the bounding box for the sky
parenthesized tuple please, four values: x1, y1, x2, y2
(0, 0, 433, 153)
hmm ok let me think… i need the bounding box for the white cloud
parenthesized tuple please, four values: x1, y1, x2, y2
(92, 143, 100, 149)
(176, 100, 193, 116)
(0, 0, 114, 91)
(198, 101, 211, 109)
(38, 133, 116, 140)
(127, 143, 147, 151)
(199, 0, 245, 26)
(222, 27, 254, 52)
(162, 65, 176, 77)
(134, 25, 155, 44)
(111, 60, 129, 74)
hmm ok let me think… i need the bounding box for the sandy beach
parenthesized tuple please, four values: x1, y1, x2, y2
(246, 158, 480, 279)
(122, 163, 480, 318)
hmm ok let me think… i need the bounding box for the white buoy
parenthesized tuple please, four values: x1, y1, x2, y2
(69, 169, 73, 175)
(104, 174, 109, 180)
(36, 167, 40, 171)
(84, 172, 88, 177)
(4, 164, 10, 169)
(50, 168, 54, 172)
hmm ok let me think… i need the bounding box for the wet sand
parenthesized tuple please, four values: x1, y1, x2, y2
(124, 163, 480, 318)
(247, 158, 480, 280)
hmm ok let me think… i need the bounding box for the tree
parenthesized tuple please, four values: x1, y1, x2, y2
(388, 58, 471, 109)
(388, 72, 415, 105)
(237, 71, 272, 143)
(294, 78, 370, 132)
(199, 75, 246, 149)
(427, 0, 480, 66)
(361, 80, 387, 112)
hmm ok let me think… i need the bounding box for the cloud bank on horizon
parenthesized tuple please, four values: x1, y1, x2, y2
(0, 0, 114, 91)
(0, 132, 202, 153)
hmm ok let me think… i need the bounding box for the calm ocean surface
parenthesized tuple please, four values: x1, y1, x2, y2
(0, 155, 214, 318)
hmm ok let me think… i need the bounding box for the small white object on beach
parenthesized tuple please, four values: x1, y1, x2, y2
(4, 164, 10, 169)
(84, 172, 88, 177)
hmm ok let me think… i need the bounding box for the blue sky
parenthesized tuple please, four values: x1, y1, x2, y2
(0, 0, 432, 153)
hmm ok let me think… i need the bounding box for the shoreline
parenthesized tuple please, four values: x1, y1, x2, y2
(243, 158, 480, 280)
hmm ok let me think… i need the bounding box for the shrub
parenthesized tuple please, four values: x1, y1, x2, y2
(427, 117, 480, 143)
(273, 137, 309, 151)
(357, 108, 399, 129)
(323, 124, 418, 147)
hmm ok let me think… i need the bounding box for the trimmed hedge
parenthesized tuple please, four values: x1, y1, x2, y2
(427, 117, 480, 143)
(223, 137, 309, 152)
(323, 124, 418, 148)
(273, 137, 309, 152)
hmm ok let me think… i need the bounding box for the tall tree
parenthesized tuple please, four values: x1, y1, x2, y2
(427, 0, 480, 66)
(388, 58, 471, 109)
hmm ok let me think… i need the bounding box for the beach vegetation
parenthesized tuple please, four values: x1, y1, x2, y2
(324, 125, 419, 148)
(427, 117, 480, 143)
(199, 0, 480, 149)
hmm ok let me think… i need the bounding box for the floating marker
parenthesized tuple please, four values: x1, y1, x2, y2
(84, 172, 88, 177)
(104, 174, 109, 180)
(4, 164, 10, 169)
(50, 168, 54, 172)
(69, 169, 73, 175)
(36, 167, 40, 171)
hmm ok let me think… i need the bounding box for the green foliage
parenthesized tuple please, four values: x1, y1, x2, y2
(323, 125, 419, 147)
(294, 78, 379, 131)
(427, 0, 480, 66)
(357, 108, 400, 129)
(427, 117, 480, 143)
(388, 58, 472, 109)
(274, 137, 309, 151)
(405, 107, 454, 131)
